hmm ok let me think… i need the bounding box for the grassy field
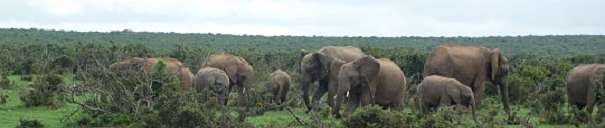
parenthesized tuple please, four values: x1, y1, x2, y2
(0, 75, 78, 128)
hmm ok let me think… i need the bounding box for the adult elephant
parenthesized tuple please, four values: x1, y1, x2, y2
(333, 56, 407, 117)
(423, 44, 511, 118)
(110, 57, 194, 91)
(417, 75, 476, 121)
(193, 67, 230, 105)
(300, 46, 366, 112)
(567, 64, 605, 123)
(201, 53, 254, 105)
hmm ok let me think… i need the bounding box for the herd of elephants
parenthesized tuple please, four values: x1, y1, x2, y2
(108, 44, 603, 122)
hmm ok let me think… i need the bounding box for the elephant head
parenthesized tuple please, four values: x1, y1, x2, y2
(333, 56, 380, 117)
(299, 52, 336, 109)
(455, 85, 476, 123)
(489, 48, 511, 117)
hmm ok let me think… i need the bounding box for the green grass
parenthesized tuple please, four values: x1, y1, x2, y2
(0, 75, 79, 128)
(246, 108, 342, 128)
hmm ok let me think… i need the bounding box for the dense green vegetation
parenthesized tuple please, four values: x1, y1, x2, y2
(0, 28, 604, 127)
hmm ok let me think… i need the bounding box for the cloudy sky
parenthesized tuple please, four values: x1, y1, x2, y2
(0, 0, 603, 36)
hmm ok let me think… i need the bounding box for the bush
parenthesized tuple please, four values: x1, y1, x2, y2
(20, 75, 33, 81)
(16, 119, 44, 128)
(343, 105, 408, 128)
(0, 74, 11, 89)
(19, 74, 64, 107)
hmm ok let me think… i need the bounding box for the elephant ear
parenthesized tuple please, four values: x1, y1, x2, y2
(313, 52, 332, 78)
(447, 84, 463, 105)
(490, 48, 501, 81)
(354, 56, 380, 80)
(300, 49, 310, 59)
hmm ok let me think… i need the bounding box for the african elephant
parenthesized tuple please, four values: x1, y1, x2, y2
(201, 53, 254, 105)
(423, 44, 511, 118)
(300, 46, 366, 112)
(193, 67, 230, 105)
(269, 69, 291, 105)
(333, 56, 407, 117)
(417, 75, 476, 121)
(109, 57, 194, 91)
(567, 64, 605, 122)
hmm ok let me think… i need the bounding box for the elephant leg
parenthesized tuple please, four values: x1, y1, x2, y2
(327, 82, 337, 109)
(473, 80, 486, 106)
(344, 92, 360, 117)
(302, 80, 312, 112)
(280, 85, 288, 105)
(311, 79, 329, 112)
(587, 81, 597, 124)
(272, 86, 279, 104)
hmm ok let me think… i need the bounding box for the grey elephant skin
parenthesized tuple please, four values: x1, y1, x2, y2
(423, 44, 511, 117)
(110, 57, 194, 92)
(194, 67, 230, 105)
(202, 53, 254, 104)
(417, 75, 475, 120)
(269, 69, 291, 106)
(300, 46, 366, 112)
(333, 56, 407, 117)
(567, 64, 605, 117)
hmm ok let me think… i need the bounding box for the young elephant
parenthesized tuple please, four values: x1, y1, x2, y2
(333, 56, 407, 117)
(193, 67, 230, 105)
(567, 64, 605, 123)
(269, 69, 291, 105)
(417, 75, 476, 120)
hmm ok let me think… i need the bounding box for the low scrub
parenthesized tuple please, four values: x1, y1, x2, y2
(19, 74, 64, 107)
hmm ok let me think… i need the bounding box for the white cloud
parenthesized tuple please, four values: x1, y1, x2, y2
(2, 0, 604, 36)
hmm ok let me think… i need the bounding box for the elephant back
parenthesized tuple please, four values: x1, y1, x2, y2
(318, 46, 365, 63)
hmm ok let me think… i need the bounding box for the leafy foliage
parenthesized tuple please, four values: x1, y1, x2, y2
(16, 119, 45, 128)
(19, 74, 64, 107)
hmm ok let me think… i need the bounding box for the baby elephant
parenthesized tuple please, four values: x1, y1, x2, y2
(269, 69, 291, 105)
(194, 67, 230, 105)
(417, 75, 476, 120)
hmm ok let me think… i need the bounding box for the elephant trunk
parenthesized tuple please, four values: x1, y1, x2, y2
(333, 81, 350, 118)
(471, 98, 477, 124)
(301, 79, 312, 111)
(498, 80, 512, 120)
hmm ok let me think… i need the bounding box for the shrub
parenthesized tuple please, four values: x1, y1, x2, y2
(19, 74, 64, 107)
(0, 74, 11, 89)
(343, 105, 407, 128)
(16, 119, 44, 128)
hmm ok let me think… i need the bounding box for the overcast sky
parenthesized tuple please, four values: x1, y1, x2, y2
(0, 0, 603, 36)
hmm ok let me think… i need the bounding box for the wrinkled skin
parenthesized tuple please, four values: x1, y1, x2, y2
(423, 44, 511, 118)
(109, 57, 194, 91)
(417, 75, 476, 122)
(300, 46, 366, 112)
(567, 64, 605, 123)
(333, 56, 407, 117)
(269, 69, 291, 105)
(194, 67, 230, 105)
(202, 53, 254, 105)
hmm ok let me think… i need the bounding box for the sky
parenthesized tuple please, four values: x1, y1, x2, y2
(0, 0, 603, 37)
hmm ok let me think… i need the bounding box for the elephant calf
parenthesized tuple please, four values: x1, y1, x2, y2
(194, 67, 230, 105)
(567, 64, 605, 119)
(417, 75, 476, 118)
(269, 69, 291, 105)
